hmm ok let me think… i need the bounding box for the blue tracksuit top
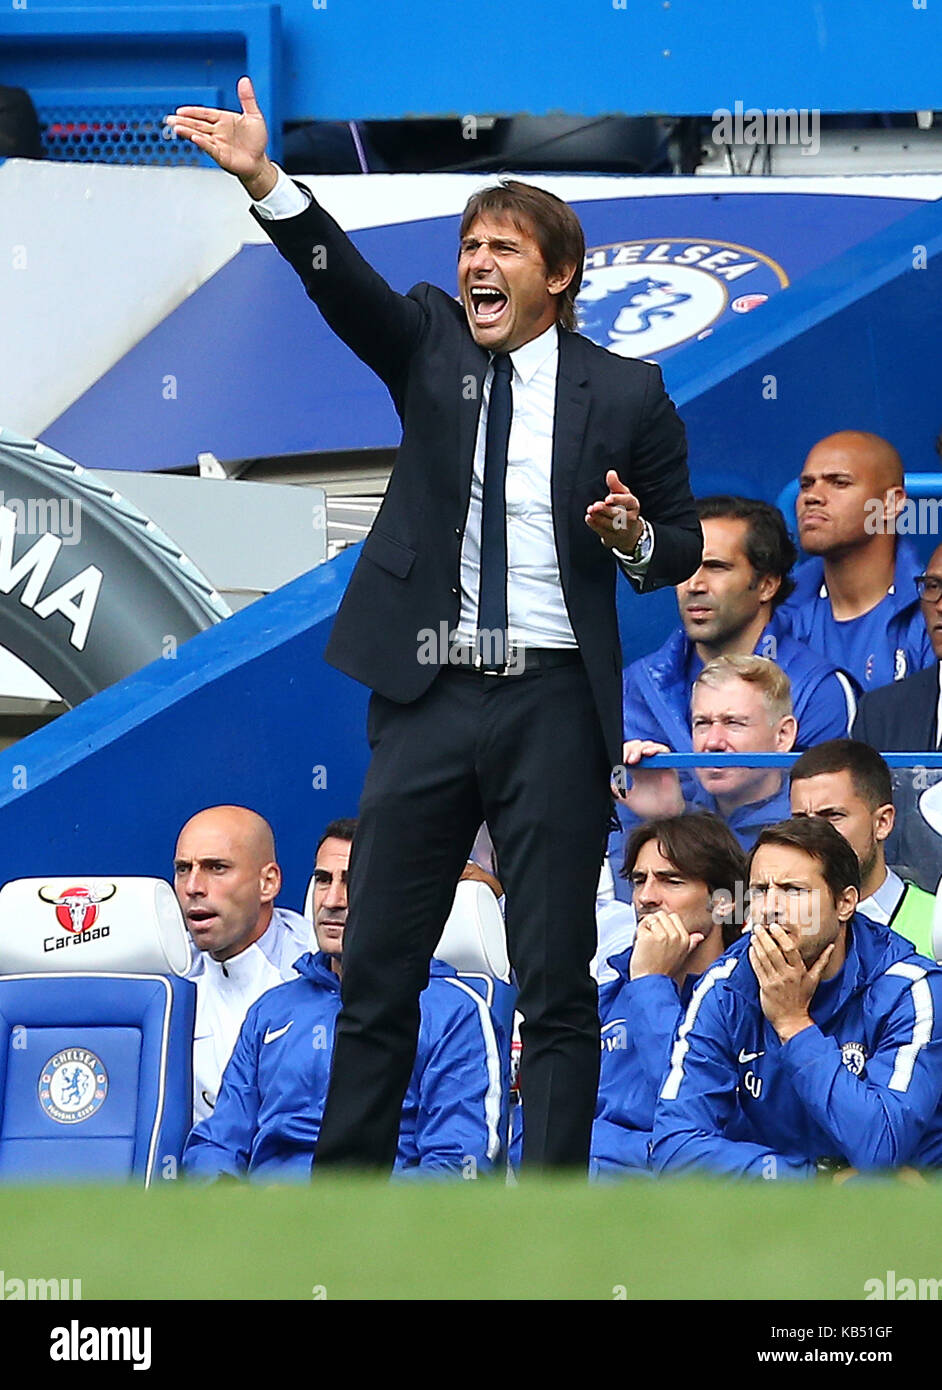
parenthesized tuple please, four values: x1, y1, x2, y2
(592, 944, 698, 1177)
(652, 915, 942, 1178)
(182, 951, 505, 1181)
(778, 538, 933, 691)
(621, 615, 856, 755)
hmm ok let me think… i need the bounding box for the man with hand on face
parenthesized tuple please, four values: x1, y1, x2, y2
(652, 817, 942, 1178)
(167, 78, 701, 1174)
(790, 739, 935, 958)
(175, 805, 312, 1122)
(182, 819, 504, 1182)
(591, 813, 745, 1178)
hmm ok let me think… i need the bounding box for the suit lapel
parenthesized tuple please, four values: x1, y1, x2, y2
(551, 327, 590, 583)
(457, 339, 489, 504)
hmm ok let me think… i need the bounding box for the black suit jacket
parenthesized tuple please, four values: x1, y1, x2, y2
(853, 664, 939, 752)
(251, 189, 702, 765)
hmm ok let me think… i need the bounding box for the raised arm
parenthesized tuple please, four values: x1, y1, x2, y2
(166, 77, 426, 395)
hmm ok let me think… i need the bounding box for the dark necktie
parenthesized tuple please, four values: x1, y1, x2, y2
(476, 353, 513, 669)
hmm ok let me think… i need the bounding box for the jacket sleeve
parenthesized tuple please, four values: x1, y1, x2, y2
(395, 981, 504, 1179)
(591, 976, 680, 1176)
(590, 1118, 654, 1176)
(651, 968, 814, 1179)
(181, 1010, 262, 1181)
(622, 363, 702, 594)
(621, 660, 676, 746)
(249, 186, 426, 401)
(778, 965, 942, 1171)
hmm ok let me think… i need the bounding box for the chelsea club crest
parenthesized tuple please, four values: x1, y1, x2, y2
(840, 1041, 867, 1078)
(577, 238, 788, 361)
(39, 1048, 109, 1124)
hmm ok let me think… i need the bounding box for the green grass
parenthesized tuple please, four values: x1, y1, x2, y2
(3, 1176, 942, 1300)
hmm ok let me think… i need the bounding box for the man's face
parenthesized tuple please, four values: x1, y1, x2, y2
(174, 820, 276, 962)
(747, 842, 854, 965)
(796, 439, 899, 557)
(628, 838, 716, 940)
(919, 544, 942, 661)
(692, 676, 794, 808)
(676, 516, 777, 646)
(457, 212, 574, 353)
(790, 770, 891, 885)
(312, 836, 350, 958)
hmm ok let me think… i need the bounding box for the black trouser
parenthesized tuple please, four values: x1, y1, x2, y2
(314, 657, 612, 1173)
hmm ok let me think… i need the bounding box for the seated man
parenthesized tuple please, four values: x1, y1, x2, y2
(612, 655, 796, 886)
(652, 817, 942, 1178)
(592, 813, 745, 1178)
(175, 805, 313, 1121)
(622, 495, 855, 757)
(790, 739, 935, 957)
(780, 430, 932, 691)
(854, 540, 942, 752)
(182, 819, 503, 1181)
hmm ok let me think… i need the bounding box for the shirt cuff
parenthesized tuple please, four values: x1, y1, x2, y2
(614, 518, 655, 578)
(251, 164, 312, 220)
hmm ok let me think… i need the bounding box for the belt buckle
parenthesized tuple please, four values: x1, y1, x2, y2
(477, 640, 521, 677)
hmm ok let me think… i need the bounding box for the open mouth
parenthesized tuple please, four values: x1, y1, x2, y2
(187, 909, 217, 929)
(469, 285, 508, 324)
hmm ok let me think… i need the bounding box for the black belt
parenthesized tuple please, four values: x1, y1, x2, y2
(446, 645, 582, 677)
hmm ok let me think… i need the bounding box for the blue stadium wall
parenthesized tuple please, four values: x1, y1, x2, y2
(0, 196, 940, 894)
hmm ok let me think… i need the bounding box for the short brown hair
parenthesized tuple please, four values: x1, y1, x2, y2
(747, 817, 861, 904)
(790, 739, 893, 812)
(623, 812, 747, 948)
(459, 179, 585, 331)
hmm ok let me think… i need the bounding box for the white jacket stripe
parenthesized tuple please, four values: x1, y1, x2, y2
(886, 961, 933, 1093)
(660, 955, 740, 1101)
(444, 977, 503, 1161)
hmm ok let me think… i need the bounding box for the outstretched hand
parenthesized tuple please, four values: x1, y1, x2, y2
(166, 76, 275, 196)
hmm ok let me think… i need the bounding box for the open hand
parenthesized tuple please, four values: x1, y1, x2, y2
(166, 76, 274, 195)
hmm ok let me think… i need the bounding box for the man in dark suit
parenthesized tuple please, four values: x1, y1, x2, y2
(853, 542, 942, 890)
(853, 540, 942, 753)
(168, 79, 702, 1172)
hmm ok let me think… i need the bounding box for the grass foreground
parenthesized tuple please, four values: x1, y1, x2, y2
(2, 1174, 942, 1300)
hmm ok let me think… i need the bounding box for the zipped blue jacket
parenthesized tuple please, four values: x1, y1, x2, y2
(182, 951, 505, 1181)
(651, 916, 942, 1178)
(592, 944, 698, 1177)
(621, 616, 856, 756)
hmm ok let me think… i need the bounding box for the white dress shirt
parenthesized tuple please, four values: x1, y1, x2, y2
(858, 867, 905, 925)
(252, 164, 653, 642)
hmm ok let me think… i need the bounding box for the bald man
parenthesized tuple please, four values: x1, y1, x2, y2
(780, 431, 932, 691)
(174, 805, 312, 1121)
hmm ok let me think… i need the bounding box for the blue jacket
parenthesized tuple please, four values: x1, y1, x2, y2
(779, 538, 933, 691)
(182, 952, 506, 1181)
(651, 916, 942, 1178)
(591, 944, 698, 1177)
(622, 616, 856, 756)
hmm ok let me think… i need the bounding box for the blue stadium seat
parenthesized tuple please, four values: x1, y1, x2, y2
(0, 876, 195, 1184)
